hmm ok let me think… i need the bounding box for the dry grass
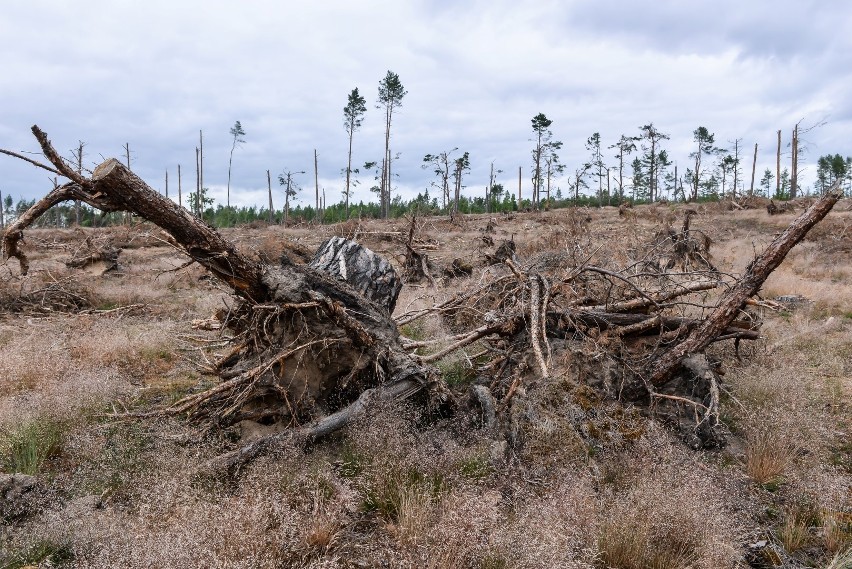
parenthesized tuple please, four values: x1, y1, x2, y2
(1, 205, 850, 568)
(594, 455, 739, 569)
(744, 423, 798, 486)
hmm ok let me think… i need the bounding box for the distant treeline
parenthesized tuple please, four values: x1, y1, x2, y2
(2, 184, 833, 230)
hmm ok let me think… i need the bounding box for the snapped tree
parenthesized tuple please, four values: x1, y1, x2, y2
(278, 169, 304, 225)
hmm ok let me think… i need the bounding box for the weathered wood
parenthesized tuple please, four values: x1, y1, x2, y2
(4, 183, 79, 274)
(5, 127, 269, 302)
(309, 236, 402, 313)
(3, 127, 432, 459)
(90, 159, 269, 302)
(648, 181, 844, 385)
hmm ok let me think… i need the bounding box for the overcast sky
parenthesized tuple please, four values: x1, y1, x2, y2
(1, 0, 850, 209)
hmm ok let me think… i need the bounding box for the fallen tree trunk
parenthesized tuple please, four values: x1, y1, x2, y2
(648, 181, 844, 386)
(3, 126, 431, 442)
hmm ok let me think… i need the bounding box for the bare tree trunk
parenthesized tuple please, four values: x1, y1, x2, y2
(732, 139, 739, 199)
(791, 124, 799, 199)
(380, 158, 387, 219)
(649, 181, 844, 385)
(314, 149, 320, 223)
(199, 130, 204, 207)
(345, 130, 353, 219)
(749, 143, 758, 197)
(165, 169, 169, 199)
(673, 164, 678, 201)
(123, 142, 131, 225)
(547, 161, 553, 208)
(387, 149, 393, 217)
(517, 166, 522, 207)
(73, 141, 86, 226)
(195, 147, 201, 219)
(284, 177, 290, 226)
(267, 169, 273, 224)
(776, 129, 781, 198)
(0, 188, 4, 232)
(178, 164, 182, 209)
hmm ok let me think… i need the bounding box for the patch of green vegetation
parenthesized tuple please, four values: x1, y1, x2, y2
(80, 423, 151, 498)
(480, 553, 512, 569)
(400, 321, 426, 341)
(135, 372, 209, 408)
(337, 443, 369, 478)
(311, 470, 338, 503)
(96, 300, 120, 311)
(360, 466, 443, 521)
(457, 453, 493, 481)
(139, 345, 175, 364)
(761, 478, 785, 493)
(829, 439, 852, 473)
(1, 538, 74, 569)
(438, 358, 473, 387)
(0, 419, 65, 475)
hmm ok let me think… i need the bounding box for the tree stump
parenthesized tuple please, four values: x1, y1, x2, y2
(310, 236, 403, 313)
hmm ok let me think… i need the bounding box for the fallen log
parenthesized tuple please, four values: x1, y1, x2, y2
(648, 180, 844, 386)
(3, 126, 432, 448)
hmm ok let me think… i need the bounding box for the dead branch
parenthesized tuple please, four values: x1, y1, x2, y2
(0, 148, 61, 175)
(205, 376, 424, 475)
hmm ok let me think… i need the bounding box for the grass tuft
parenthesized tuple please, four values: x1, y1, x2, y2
(745, 426, 796, 487)
(1, 538, 74, 568)
(0, 419, 64, 475)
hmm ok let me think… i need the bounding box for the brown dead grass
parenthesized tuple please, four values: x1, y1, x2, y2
(1, 204, 850, 568)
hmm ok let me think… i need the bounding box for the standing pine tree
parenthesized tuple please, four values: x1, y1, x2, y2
(422, 149, 458, 211)
(586, 133, 607, 206)
(758, 168, 774, 197)
(610, 134, 638, 204)
(279, 169, 304, 226)
(689, 126, 717, 201)
(638, 123, 670, 202)
(530, 113, 554, 210)
(377, 71, 407, 219)
(343, 88, 367, 219)
(227, 121, 246, 212)
(451, 151, 470, 219)
(544, 142, 564, 209)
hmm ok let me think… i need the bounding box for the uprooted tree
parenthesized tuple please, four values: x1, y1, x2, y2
(2, 126, 845, 473)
